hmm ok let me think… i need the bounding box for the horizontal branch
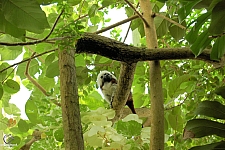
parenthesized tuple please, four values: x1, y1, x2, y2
(76, 33, 225, 67)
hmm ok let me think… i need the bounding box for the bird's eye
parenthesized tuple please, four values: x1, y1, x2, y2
(101, 76, 103, 78)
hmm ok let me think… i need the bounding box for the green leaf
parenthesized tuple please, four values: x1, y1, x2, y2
(168, 113, 183, 132)
(3, 79, 20, 94)
(0, 63, 7, 81)
(168, 74, 192, 98)
(54, 128, 64, 142)
(90, 16, 101, 25)
(102, 0, 116, 7)
(190, 30, 212, 56)
(186, 12, 211, 45)
(125, 7, 133, 17)
(99, 57, 110, 63)
(17, 58, 39, 79)
(0, 118, 8, 130)
(67, 0, 82, 6)
(208, 1, 225, 35)
(195, 100, 225, 119)
(76, 54, 86, 67)
(0, 46, 22, 60)
(0, 10, 25, 39)
(88, 4, 98, 17)
(0, 84, 3, 100)
(210, 35, 225, 60)
(45, 53, 56, 66)
(116, 120, 142, 138)
(189, 141, 225, 150)
(25, 100, 40, 124)
(8, 136, 21, 145)
(46, 60, 59, 78)
(2, 0, 49, 33)
(18, 119, 29, 132)
(215, 86, 225, 99)
(4, 103, 20, 115)
(169, 20, 186, 41)
(184, 119, 225, 139)
(35, 43, 52, 53)
(178, 0, 202, 21)
(154, 13, 168, 37)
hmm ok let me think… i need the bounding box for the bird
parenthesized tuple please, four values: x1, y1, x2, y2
(97, 70, 136, 114)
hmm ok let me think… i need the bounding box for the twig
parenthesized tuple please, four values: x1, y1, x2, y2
(123, 2, 139, 43)
(209, 32, 225, 38)
(1, 66, 18, 84)
(155, 13, 186, 30)
(165, 93, 189, 110)
(25, 36, 55, 44)
(78, 0, 86, 18)
(25, 52, 50, 96)
(74, 6, 105, 22)
(94, 14, 139, 34)
(0, 49, 57, 73)
(0, 9, 64, 46)
(124, 0, 149, 27)
(20, 129, 42, 150)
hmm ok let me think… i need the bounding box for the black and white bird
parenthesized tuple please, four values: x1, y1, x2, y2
(97, 70, 136, 114)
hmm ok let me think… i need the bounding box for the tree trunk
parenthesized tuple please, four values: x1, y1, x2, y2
(139, 0, 164, 150)
(59, 49, 84, 150)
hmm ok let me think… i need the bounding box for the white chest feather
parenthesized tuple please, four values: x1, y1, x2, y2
(101, 82, 117, 104)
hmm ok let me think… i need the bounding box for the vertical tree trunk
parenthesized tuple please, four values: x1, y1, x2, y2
(59, 49, 84, 150)
(139, 0, 164, 150)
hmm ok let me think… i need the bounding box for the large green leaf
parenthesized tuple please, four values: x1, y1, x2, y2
(189, 141, 225, 150)
(0, 10, 25, 39)
(18, 119, 29, 132)
(168, 74, 193, 98)
(186, 12, 211, 45)
(17, 58, 39, 79)
(54, 128, 64, 142)
(178, 0, 202, 21)
(169, 20, 186, 41)
(208, 1, 225, 35)
(210, 35, 225, 60)
(45, 60, 59, 78)
(0, 63, 7, 82)
(2, 0, 50, 33)
(25, 100, 40, 124)
(215, 86, 225, 99)
(115, 120, 142, 138)
(88, 4, 98, 17)
(184, 119, 225, 139)
(154, 13, 169, 37)
(195, 100, 225, 119)
(3, 79, 20, 94)
(190, 30, 212, 56)
(4, 103, 20, 115)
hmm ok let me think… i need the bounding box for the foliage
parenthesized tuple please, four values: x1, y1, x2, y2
(0, 0, 224, 149)
(184, 98, 225, 149)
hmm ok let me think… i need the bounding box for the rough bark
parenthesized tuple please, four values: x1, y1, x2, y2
(111, 62, 137, 123)
(59, 49, 84, 150)
(140, 0, 164, 150)
(76, 33, 225, 67)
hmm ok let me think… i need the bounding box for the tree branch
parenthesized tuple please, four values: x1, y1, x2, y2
(155, 13, 186, 30)
(0, 49, 57, 73)
(76, 33, 225, 67)
(24, 53, 49, 96)
(0, 9, 64, 46)
(111, 62, 137, 123)
(94, 15, 139, 34)
(124, 0, 149, 27)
